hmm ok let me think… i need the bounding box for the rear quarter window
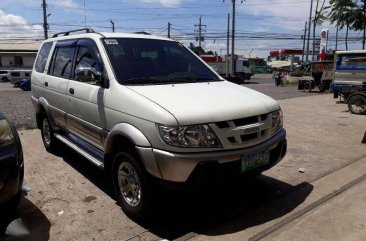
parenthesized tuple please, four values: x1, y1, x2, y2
(35, 42, 53, 73)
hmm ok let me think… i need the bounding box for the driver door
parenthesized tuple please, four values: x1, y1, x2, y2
(66, 39, 107, 150)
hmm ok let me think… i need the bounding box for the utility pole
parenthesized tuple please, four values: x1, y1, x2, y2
(302, 21, 307, 62)
(231, 0, 236, 76)
(110, 20, 115, 32)
(306, 0, 313, 62)
(42, 0, 48, 39)
(312, 0, 320, 61)
(168, 22, 171, 38)
(195, 16, 206, 56)
(226, 14, 230, 77)
(363, 0, 366, 50)
(223, 0, 244, 77)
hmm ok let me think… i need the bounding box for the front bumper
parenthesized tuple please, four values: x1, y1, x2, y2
(0, 144, 24, 205)
(138, 129, 287, 183)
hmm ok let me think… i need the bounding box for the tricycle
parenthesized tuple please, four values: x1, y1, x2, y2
(298, 61, 334, 93)
(339, 85, 366, 115)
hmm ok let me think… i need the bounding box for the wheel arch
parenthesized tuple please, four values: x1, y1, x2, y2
(103, 123, 161, 178)
(34, 97, 57, 129)
(346, 92, 366, 103)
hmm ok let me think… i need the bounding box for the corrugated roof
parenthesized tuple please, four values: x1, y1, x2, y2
(0, 41, 41, 52)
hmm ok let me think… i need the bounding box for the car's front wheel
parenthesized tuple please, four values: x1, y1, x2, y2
(112, 152, 151, 220)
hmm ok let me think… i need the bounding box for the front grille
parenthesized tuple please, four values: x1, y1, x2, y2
(209, 113, 272, 149)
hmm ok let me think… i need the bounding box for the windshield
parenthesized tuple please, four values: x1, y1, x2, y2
(103, 38, 221, 85)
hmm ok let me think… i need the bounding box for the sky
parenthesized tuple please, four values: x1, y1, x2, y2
(0, 0, 364, 58)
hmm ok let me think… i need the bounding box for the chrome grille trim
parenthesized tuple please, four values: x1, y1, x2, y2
(210, 113, 273, 149)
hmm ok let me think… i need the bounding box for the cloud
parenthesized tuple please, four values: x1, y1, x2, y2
(48, 0, 78, 9)
(238, 0, 330, 30)
(126, 0, 185, 7)
(0, 10, 43, 38)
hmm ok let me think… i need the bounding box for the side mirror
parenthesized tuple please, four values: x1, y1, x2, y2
(75, 67, 103, 85)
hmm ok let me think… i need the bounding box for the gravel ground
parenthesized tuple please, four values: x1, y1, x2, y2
(0, 82, 35, 129)
(0, 74, 322, 130)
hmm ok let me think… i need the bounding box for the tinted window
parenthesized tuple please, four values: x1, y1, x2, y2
(11, 72, 20, 77)
(35, 42, 52, 73)
(336, 53, 366, 70)
(51, 46, 76, 78)
(103, 38, 220, 85)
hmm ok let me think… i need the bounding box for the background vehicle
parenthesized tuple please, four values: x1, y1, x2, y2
(0, 71, 10, 82)
(330, 50, 366, 98)
(9, 70, 32, 86)
(298, 61, 334, 92)
(336, 85, 366, 115)
(201, 55, 253, 84)
(31, 28, 287, 220)
(0, 112, 24, 212)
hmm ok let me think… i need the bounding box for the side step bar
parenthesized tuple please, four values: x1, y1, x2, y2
(55, 133, 105, 169)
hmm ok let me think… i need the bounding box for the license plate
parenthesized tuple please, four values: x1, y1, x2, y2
(241, 151, 270, 172)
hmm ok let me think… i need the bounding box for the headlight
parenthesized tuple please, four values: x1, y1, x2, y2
(271, 110, 283, 133)
(158, 124, 221, 148)
(0, 119, 14, 148)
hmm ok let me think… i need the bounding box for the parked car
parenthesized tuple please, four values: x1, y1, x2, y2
(31, 28, 287, 219)
(9, 70, 32, 86)
(0, 71, 10, 82)
(0, 112, 24, 211)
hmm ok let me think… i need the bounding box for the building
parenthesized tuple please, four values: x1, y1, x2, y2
(0, 41, 41, 70)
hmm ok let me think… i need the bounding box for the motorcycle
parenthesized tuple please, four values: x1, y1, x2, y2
(274, 72, 284, 87)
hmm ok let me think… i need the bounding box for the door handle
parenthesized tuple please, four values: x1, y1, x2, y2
(69, 88, 75, 94)
(45, 81, 48, 87)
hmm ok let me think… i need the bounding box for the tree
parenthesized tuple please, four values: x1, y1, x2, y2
(341, 1, 358, 50)
(189, 43, 214, 55)
(352, 0, 366, 49)
(328, 0, 355, 50)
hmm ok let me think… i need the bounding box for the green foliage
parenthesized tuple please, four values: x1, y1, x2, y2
(189, 43, 214, 55)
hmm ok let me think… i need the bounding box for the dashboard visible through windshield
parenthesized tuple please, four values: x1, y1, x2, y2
(102, 38, 221, 85)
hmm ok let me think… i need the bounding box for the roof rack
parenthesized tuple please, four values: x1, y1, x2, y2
(52, 28, 95, 38)
(133, 31, 151, 35)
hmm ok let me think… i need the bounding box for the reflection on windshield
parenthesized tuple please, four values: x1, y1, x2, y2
(103, 38, 221, 85)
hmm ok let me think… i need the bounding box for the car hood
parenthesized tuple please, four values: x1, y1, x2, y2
(126, 81, 280, 125)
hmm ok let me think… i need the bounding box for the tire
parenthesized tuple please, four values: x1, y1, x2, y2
(348, 95, 366, 115)
(318, 85, 325, 93)
(303, 81, 312, 93)
(40, 115, 59, 153)
(112, 152, 151, 220)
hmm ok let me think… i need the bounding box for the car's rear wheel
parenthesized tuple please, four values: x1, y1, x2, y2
(41, 115, 59, 153)
(348, 95, 366, 115)
(112, 151, 151, 220)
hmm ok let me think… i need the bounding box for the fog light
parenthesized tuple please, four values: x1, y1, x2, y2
(0, 180, 4, 191)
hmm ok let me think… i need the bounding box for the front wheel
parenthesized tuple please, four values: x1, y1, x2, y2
(348, 95, 366, 115)
(112, 152, 151, 220)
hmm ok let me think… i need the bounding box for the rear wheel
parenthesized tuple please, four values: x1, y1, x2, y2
(348, 95, 366, 115)
(112, 152, 151, 220)
(303, 81, 312, 93)
(41, 115, 59, 153)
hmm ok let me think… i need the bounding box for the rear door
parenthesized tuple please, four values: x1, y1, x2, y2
(44, 40, 77, 129)
(65, 39, 107, 150)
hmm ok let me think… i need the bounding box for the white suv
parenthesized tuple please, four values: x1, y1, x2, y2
(31, 28, 287, 219)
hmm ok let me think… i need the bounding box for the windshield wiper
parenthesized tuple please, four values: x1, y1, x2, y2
(167, 77, 219, 83)
(124, 77, 166, 85)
